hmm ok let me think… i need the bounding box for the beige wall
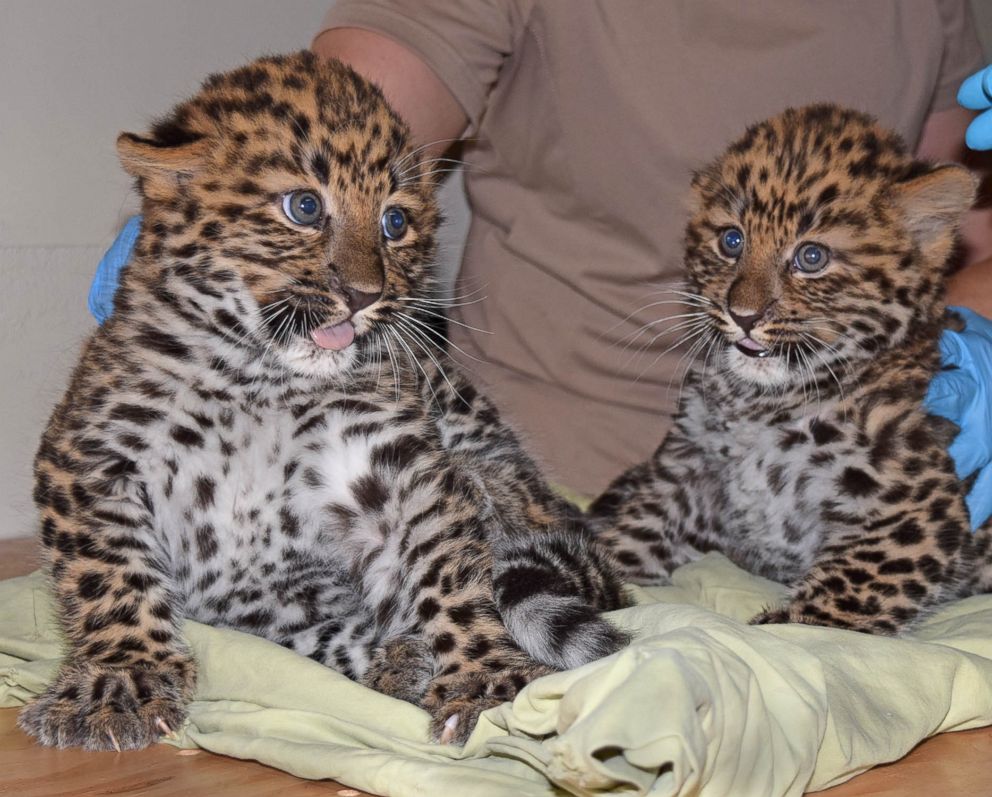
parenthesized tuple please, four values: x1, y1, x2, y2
(0, 1, 331, 538)
(0, 2, 989, 540)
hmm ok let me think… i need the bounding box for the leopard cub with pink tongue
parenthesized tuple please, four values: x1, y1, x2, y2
(22, 52, 628, 752)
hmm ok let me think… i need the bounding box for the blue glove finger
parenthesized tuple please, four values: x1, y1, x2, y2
(88, 215, 142, 324)
(949, 410, 992, 486)
(958, 65, 992, 111)
(926, 307, 992, 531)
(953, 306, 992, 339)
(966, 108, 992, 151)
(926, 366, 978, 471)
(966, 463, 992, 531)
(945, 311, 992, 479)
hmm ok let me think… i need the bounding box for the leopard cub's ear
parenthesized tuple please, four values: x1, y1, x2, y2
(116, 132, 210, 200)
(894, 163, 978, 263)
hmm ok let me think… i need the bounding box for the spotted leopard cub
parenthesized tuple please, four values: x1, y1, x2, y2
(22, 52, 628, 751)
(590, 104, 989, 634)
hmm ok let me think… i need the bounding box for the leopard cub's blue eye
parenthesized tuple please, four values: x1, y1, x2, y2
(381, 207, 409, 241)
(282, 190, 323, 226)
(794, 242, 830, 273)
(718, 227, 745, 258)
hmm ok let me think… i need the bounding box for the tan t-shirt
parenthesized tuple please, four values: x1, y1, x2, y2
(317, 0, 984, 496)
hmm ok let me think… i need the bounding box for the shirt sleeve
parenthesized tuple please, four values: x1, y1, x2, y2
(313, 0, 529, 131)
(929, 0, 987, 113)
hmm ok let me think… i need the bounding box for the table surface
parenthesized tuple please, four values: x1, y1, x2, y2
(1, 535, 989, 797)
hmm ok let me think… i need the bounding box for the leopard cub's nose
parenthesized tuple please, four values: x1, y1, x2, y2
(728, 307, 764, 334)
(344, 287, 381, 314)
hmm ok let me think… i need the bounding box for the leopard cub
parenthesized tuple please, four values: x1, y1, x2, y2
(591, 105, 988, 633)
(22, 52, 628, 751)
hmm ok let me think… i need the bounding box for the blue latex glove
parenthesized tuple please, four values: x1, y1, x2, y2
(958, 65, 992, 150)
(925, 307, 992, 530)
(88, 215, 142, 324)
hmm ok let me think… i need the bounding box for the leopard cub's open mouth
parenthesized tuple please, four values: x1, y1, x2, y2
(734, 336, 771, 358)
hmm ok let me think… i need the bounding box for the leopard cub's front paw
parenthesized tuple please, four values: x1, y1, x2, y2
(749, 606, 792, 625)
(750, 602, 878, 632)
(749, 602, 834, 627)
(18, 659, 193, 751)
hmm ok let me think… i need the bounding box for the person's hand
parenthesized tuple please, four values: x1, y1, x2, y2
(958, 65, 992, 150)
(88, 215, 141, 323)
(925, 307, 992, 530)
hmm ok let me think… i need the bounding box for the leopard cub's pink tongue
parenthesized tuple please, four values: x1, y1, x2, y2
(310, 321, 355, 351)
(737, 336, 766, 352)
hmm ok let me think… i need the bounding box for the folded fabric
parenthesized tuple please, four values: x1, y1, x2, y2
(3, 554, 992, 797)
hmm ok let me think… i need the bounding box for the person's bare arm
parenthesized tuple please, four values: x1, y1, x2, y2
(917, 105, 992, 317)
(312, 27, 468, 159)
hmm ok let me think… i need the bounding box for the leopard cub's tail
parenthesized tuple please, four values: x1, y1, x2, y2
(492, 527, 631, 671)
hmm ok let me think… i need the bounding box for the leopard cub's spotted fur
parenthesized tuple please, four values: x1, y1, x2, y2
(22, 52, 628, 751)
(591, 105, 990, 633)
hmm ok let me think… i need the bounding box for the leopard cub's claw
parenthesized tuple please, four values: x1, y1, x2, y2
(439, 713, 460, 745)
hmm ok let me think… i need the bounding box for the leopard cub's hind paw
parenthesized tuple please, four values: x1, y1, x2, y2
(362, 635, 434, 705)
(422, 661, 554, 745)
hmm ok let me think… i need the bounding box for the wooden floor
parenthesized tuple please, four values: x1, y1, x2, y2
(1, 536, 989, 796)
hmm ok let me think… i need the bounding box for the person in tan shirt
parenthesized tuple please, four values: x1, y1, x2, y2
(310, 1, 992, 497)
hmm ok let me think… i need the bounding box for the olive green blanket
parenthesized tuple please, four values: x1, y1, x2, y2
(3, 554, 991, 796)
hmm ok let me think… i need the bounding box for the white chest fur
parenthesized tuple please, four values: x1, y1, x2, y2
(681, 392, 848, 580)
(138, 391, 404, 601)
